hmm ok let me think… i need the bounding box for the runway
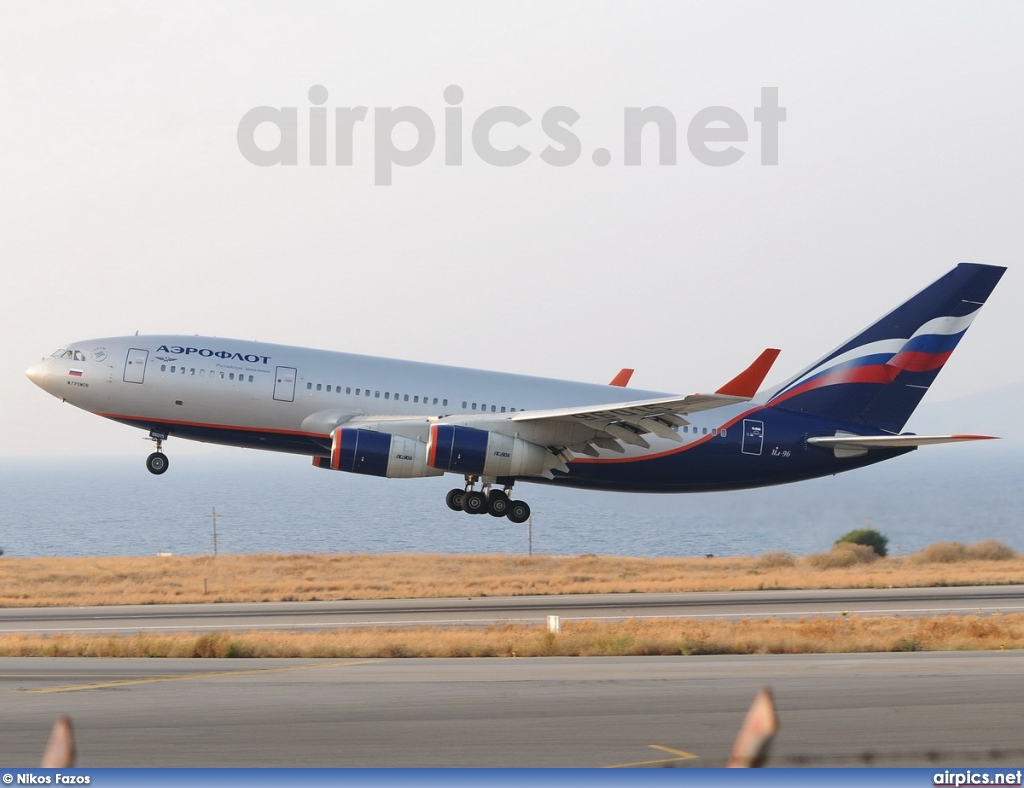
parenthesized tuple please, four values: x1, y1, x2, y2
(2, 585, 1023, 635)
(4, 653, 1024, 767)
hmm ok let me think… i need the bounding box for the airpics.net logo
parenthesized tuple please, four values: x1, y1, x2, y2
(236, 85, 786, 185)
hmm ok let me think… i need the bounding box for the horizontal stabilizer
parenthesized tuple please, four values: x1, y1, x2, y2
(716, 348, 781, 398)
(808, 432, 997, 458)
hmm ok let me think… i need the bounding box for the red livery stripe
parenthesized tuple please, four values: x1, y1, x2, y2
(768, 364, 898, 407)
(888, 349, 954, 373)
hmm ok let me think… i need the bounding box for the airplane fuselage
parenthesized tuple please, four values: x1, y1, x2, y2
(26, 334, 902, 495)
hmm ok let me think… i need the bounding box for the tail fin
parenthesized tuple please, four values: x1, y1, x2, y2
(765, 263, 1006, 433)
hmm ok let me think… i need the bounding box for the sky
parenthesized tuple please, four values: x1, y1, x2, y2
(2, 0, 1022, 457)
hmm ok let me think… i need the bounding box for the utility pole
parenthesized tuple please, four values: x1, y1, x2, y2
(206, 507, 220, 557)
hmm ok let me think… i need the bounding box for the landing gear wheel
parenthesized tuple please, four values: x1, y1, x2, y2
(507, 500, 531, 524)
(445, 488, 464, 512)
(487, 490, 510, 518)
(146, 452, 169, 475)
(462, 490, 488, 515)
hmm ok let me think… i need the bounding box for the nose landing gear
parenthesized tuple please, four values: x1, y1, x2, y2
(146, 431, 169, 475)
(445, 477, 531, 523)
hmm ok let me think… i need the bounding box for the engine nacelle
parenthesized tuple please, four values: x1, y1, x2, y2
(427, 424, 553, 478)
(313, 428, 442, 478)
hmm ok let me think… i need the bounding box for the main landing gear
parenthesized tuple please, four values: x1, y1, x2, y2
(446, 478, 531, 524)
(146, 431, 169, 475)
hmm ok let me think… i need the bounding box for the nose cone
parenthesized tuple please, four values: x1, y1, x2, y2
(26, 360, 49, 391)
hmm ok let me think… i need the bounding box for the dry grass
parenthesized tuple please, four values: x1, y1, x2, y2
(911, 542, 971, 564)
(1, 615, 1022, 658)
(807, 542, 880, 569)
(0, 541, 1020, 608)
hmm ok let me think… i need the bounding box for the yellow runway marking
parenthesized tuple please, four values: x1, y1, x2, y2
(605, 744, 699, 768)
(14, 660, 378, 694)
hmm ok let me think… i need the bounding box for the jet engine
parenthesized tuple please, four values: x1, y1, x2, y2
(312, 427, 443, 478)
(427, 424, 558, 478)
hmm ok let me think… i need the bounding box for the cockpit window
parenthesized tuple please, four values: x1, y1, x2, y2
(50, 349, 86, 361)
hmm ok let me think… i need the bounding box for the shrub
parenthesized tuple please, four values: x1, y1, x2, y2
(756, 551, 796, 569)
(893, 637, 925, 652)
(966, 539, 1016, 561)
(835, 528, 889, 557)
(808, 542, 879, 569)
(911, 542, 968, 564)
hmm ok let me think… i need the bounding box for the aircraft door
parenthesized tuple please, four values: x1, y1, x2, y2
(274, 366, 297, 402)
(123, 348, 149, 384)
(741, 419, 764, 456)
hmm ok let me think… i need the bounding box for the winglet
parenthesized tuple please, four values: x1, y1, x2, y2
(716, 349, 781, 398)
(609, 368, 634, 387)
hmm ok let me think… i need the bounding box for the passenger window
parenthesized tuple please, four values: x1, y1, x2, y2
(702, 427, 708, 435)
(712, 428, 717, 436)
(433, 398, 438, 405)
(161, 365, 166, 372)
(375, 391, 380, 398)
(404, 394, 409, 401)
(472, 403, 477, 410)
(491, 405, 496, 412)
(442, 399, 448, 406)
(346, 387, 352, 394)
(500, 407, 506, 413)
(414, 396, 420, 403)
(316, 383, 322, 391)
(462, 401, 467, 408)
(384, 392, 390, 399)
(307, 382, 312, 390)
(248, 375, 254, 382)
(200, 370, 206, 377)
(365, 390, 370, 397)
(721, 428, 727, 437)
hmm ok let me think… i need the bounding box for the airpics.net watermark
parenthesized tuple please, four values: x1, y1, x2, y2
(237, 85, 786, 185)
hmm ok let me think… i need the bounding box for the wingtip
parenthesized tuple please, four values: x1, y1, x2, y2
(715, 348, 782, 398)
(609, 368, 635, 387)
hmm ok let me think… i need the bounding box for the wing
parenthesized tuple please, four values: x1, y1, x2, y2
(498, 348, 782, 458)
(509, 391, 751, 449)
(339, 348, 782, 475)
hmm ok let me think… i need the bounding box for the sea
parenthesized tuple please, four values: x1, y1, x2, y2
(1, 444, 1020, 559)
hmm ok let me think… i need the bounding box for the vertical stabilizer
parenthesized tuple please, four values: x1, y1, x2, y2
(765, 263, 1006, 433)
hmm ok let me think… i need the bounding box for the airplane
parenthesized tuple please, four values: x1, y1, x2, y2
(26, 263, 1005, 525)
